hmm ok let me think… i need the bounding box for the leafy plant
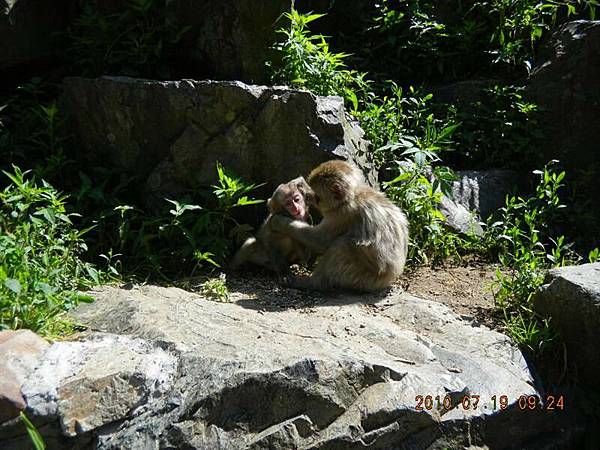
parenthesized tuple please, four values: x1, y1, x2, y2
(270, 9, 369, 111)
(201, 273, 230, 303)
(67, 0, 190, 78)
(74, 162, 263, 279)
(330, 0, 598, 85)
(485, 0, 596, 66)
(0, 167, 102, 335)
(589, 247, 600, 263)
(486, 161, 575, 352)
(384, 150, 472, 265)
(0, 79, 65, 177)
(446, 84, 543, 170)
(358, 84, 458, 168)
(20, 412, 46, 450)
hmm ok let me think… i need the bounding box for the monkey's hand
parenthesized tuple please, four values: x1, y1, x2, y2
(269, 214, 295, 232)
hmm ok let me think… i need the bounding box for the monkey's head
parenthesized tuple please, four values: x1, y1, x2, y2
(267, 176, 312, 220)
(307, 160, 363, 214)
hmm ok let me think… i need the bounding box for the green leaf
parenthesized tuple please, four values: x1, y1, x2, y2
(20, 412, 46, 450)
(4, 278, 22, 294)
(74, 294, 95, 303)
(35, 282, 53, 296)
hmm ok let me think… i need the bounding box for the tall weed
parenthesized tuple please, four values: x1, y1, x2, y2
(486, 161, 576, 352)
(270, 9, 369, 111)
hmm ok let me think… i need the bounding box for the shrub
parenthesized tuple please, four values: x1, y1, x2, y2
(270, 9, 369, 111)
(201, 273, 230, 303)
(357, 84, 458, 168)
(74, 162, 263, 279)
(446, 84, 543, 170)
(0, 79, 67, 179)
(383, 149, 473, 265)
(0, 167, 103, 335)
(332, 0, 598, 84)
(485, 161, 576, 352)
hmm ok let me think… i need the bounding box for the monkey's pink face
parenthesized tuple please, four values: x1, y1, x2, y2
(284, 192, 307, 220)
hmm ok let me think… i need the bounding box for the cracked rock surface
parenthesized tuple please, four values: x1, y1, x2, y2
(1, 284, 573, 449)
(61, 76, 373, 206)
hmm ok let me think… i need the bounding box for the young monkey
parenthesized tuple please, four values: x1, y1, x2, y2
(230, 177, 313, 274)
(271, 160, 409, 292)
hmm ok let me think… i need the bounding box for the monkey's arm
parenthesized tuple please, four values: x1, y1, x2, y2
(270, 215, 331, 255)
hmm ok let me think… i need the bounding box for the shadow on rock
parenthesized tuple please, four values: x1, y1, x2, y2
(227, 271, 392, 311)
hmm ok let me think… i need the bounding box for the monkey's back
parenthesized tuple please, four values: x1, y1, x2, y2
(348, 187, 409, 277)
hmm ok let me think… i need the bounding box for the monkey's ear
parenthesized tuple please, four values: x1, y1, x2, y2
(267, 196, 282, 213)
(330, 182, 342, 200)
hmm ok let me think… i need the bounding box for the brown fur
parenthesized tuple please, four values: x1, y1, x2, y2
(230, 177, 313, 273)
(271, 160, 409, 291)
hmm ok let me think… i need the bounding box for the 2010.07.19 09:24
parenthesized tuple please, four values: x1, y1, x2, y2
(414, 394, 565, 411)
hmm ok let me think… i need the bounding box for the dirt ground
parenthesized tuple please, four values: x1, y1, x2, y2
(179, 259, 503, 328)
(400, 260, 501, 327)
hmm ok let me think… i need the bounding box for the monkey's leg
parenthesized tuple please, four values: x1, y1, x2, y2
(264, 245, 292, 275)
(309, 239, 385, 292)
(230, 237, 269, 269)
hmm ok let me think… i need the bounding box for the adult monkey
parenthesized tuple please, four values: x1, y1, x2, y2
(230, 177, 313, 274)
(271, 160, 409, 291)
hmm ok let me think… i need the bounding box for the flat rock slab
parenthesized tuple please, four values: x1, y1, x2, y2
(534, 262, 600, 386)
(2, 285, 570, 449)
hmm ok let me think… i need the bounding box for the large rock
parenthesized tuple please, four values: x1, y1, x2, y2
(534, 262, 600, 387)
(0, 330, 49, 422)
(451, 170, 518, 219)
(526, 20, 600, 245)
(395, 165, 520, 236)
(528, 20, 600, 170)
(438, 195, 483, 236)
(437, 169, 520, 236)
(21, 334, 178, 437)
(61, 76, 373, 205)
(440, 169, 522, 235)
(0, 284, 574, 448)
(170, 0, 291, 84)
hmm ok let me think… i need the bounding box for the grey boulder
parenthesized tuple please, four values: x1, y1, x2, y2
(534, 262, 600, 387)
(1, 284, 571, 448)
(0, 330, 49, 422)
(440, 169, 519, 235)
(451, 170, 518, 220)
(61, 76, 373, 205)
